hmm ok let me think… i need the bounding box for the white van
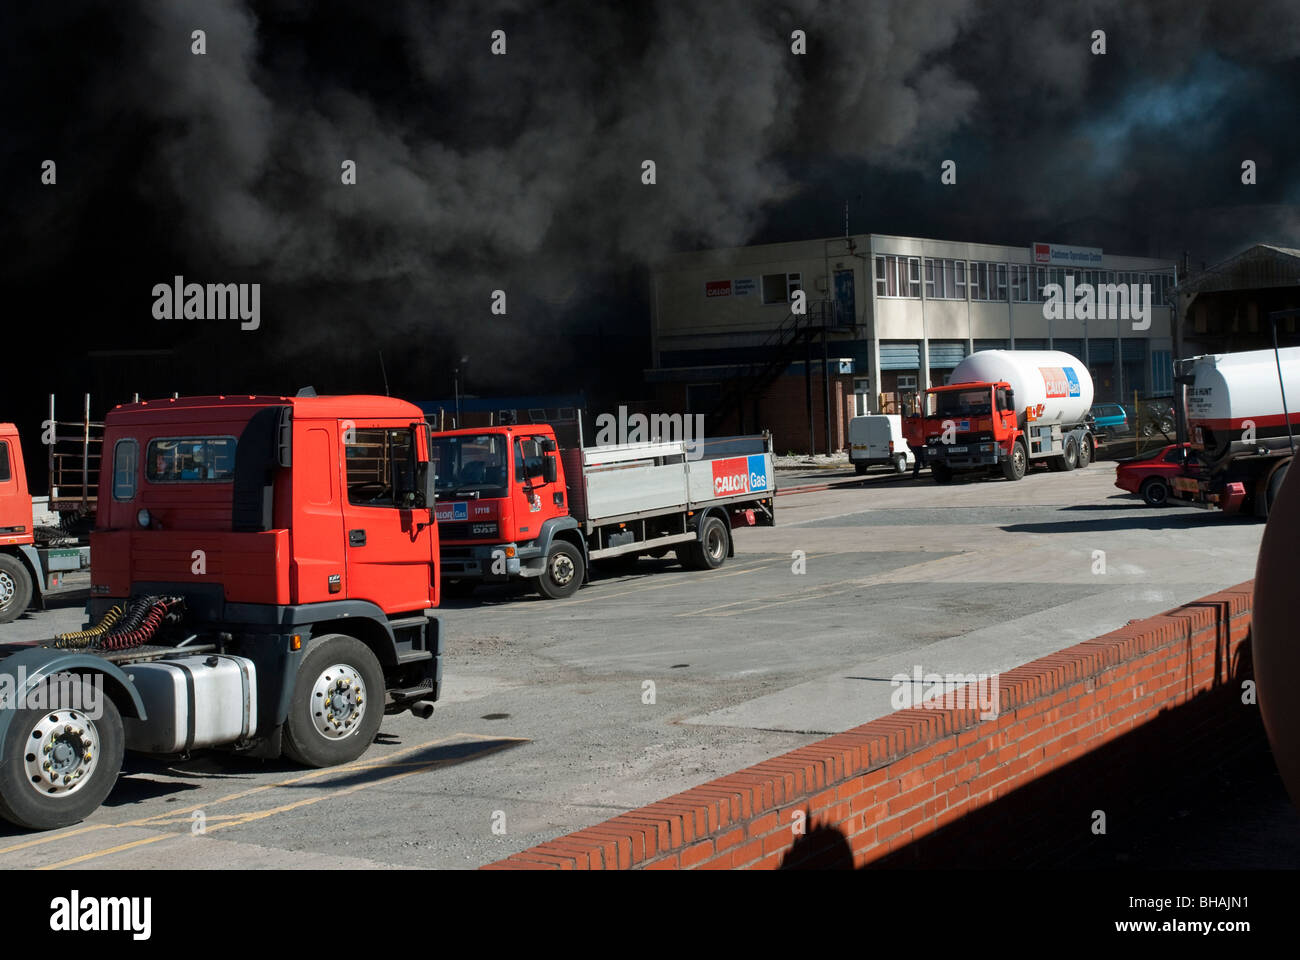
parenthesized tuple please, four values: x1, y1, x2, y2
(849, 414, 914, 475)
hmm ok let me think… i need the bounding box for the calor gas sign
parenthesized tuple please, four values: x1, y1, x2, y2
(711, 455, 770, 496)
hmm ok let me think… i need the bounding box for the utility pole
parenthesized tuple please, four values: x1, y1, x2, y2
(1267, 310, 1298, 454)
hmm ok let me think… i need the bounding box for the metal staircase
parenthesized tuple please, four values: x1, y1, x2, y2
(707, 299, 833, 432)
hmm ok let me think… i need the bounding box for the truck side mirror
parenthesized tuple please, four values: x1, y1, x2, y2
(422, 461, 437, 506)
(538, 437, 557, 453)
(542, 456, 557, 485)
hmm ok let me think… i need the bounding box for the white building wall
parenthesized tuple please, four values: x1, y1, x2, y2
(651, 232, 1177, 409)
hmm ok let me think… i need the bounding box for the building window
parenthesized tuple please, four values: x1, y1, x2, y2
(853, 377, 871, 416)
(897, 375, 918, 390)
(762, 272, 801, 305)
(925, 258, 972, 299)
(0, 441, 9, 483)
(1010, 264, 1031, 302)
(875, 255, 920, 298)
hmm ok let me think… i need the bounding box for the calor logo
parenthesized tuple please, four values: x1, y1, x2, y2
(711, 455, 770, 496)
(1038, 366, 1081, 399)
(435, 502, 469, 521)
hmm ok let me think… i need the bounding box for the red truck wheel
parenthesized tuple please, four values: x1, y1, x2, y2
(0, 554, 33, 625)
(536, 541, 584, 599)
(0, 688, 124, 831)
(1001, 441, 1027, 481)
(683, 516, 729, 571)
(283, 635, 385, 767)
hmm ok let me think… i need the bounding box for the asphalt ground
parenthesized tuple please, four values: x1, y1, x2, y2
(0, 460, 1291, 869)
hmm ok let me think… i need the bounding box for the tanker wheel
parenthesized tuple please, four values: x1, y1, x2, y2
(1001, 441, 1027, 481)
(0, 554, 33, 624)
(283, 634, 385, 768)
(1062, 437, 1078, 470)
(536, 540, 584, 599)
(1076, 436, 1092, 468)
(0, 686, 124, 831)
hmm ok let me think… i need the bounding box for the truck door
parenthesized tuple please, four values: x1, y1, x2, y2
(512, 435, 560, 543)
(0, 434, 28, 538)
(340, 421, 436, 613)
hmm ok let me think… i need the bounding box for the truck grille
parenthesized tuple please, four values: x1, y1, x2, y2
(438, 522, 499, 540)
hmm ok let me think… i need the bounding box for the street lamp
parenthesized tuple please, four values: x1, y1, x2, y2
(453, 356, 469, 427)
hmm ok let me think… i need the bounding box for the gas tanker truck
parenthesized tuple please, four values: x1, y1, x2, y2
(904, 350, 1097, 483)
(1172, 346, 1299, 516)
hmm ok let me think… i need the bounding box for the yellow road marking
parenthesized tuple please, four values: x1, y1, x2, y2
(0, 734, 509, 858)
(40, 740, 524, 869)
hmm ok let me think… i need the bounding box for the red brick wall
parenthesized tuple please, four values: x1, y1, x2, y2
(484, 581, 1256, 870)
(648, 374, 856, 455)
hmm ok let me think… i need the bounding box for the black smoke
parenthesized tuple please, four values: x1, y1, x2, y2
(3, 0, 1300, 434)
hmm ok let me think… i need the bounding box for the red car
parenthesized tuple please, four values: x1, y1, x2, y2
(1115, 443, 1200, 506)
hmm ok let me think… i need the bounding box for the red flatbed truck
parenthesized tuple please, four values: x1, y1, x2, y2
(0, 423, 92, 623)
(0, 394, 444, 830)
(430, 424, 775, 599)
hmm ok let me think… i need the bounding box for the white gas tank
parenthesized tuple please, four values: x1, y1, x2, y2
(1185, 346, 1300, 429)
(949, 350, 1094, 424)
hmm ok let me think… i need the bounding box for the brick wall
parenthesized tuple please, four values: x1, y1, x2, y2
(649, 373, 856, 455)
(484, 581, 1256, 870)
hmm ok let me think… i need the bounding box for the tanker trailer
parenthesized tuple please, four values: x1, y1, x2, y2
(1173, 346, 1300, 515)
(905, 350, 1097, 482)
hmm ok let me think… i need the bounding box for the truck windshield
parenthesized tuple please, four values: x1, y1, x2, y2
(933, 389, 992, 418)
(431, 435, 509, 498)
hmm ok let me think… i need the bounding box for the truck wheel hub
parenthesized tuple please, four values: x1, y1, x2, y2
(0, 572, 14, 606)
(550, 555, 574, 585)
(24, 712, 99, 798)
(311, 665, 366, 740)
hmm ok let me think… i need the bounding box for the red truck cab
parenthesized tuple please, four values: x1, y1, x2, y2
(905, 381, 1022, 480)
(0, 424, 33, 548)
(0, 424, 39, 621)
(89, 394, 444, 751)
(431, 424, 568, 592)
